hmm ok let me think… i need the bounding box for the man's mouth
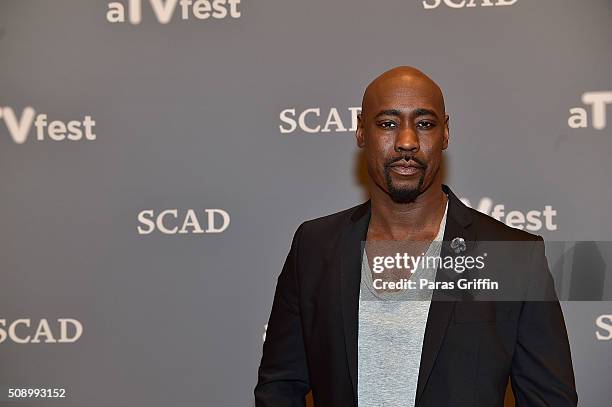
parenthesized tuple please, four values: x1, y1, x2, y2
(388, 161, 424, 176)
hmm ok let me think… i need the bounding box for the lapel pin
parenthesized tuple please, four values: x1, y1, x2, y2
(450, 237, 466, 254)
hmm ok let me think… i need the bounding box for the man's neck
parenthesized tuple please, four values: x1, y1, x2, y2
(367, 182, 448, 241)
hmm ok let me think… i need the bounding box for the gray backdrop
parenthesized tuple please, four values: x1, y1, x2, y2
(1, 0, 611, 405)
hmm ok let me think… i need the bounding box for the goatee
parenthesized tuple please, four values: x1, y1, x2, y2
(383, 156, 427, 203)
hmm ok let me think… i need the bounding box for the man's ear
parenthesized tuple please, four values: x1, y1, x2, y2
(356, 113, 366, 148)
(442, 114, 449, 150)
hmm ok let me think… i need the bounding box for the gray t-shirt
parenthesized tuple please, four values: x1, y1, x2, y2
(357, 202, 448, 407)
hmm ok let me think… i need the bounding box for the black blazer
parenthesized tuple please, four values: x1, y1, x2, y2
(255, 185, 577, 407)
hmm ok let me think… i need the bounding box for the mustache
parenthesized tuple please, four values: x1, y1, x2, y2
(384, 155, 427, 169)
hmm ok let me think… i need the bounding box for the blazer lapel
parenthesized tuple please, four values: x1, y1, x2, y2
(415, 185, 476, 406)
(339, 200, 371, 404)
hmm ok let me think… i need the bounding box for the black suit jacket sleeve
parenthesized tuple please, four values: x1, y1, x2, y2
(255, 225, 310, 407)
(510, 236, 578, 406)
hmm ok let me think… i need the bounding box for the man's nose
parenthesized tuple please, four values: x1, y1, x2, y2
(394, 127, 419, 153)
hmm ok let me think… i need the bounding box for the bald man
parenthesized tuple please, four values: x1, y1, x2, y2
(255, 67, 577, 407)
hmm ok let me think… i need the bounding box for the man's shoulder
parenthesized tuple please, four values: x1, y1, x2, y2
(442, 184, 543, 242)
(467, 206, 542, 242)
(296, 202, 366, 241)
(290, 194, 544, 244)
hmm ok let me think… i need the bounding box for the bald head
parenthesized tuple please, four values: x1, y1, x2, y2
(361, 66, 445, 117)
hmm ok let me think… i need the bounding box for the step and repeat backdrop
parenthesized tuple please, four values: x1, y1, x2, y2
(1, 0, 611, 406)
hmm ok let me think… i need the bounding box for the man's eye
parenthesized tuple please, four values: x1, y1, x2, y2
(379, 121, 397, 129)
(417, 121, 434, 130)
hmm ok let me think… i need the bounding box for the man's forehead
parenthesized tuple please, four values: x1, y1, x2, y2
(368, 90, 441, 113)
(362, 69, 445, 115)
(365, 96, 443, 120)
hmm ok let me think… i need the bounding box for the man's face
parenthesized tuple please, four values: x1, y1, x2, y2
(356, 75, 449, 203)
